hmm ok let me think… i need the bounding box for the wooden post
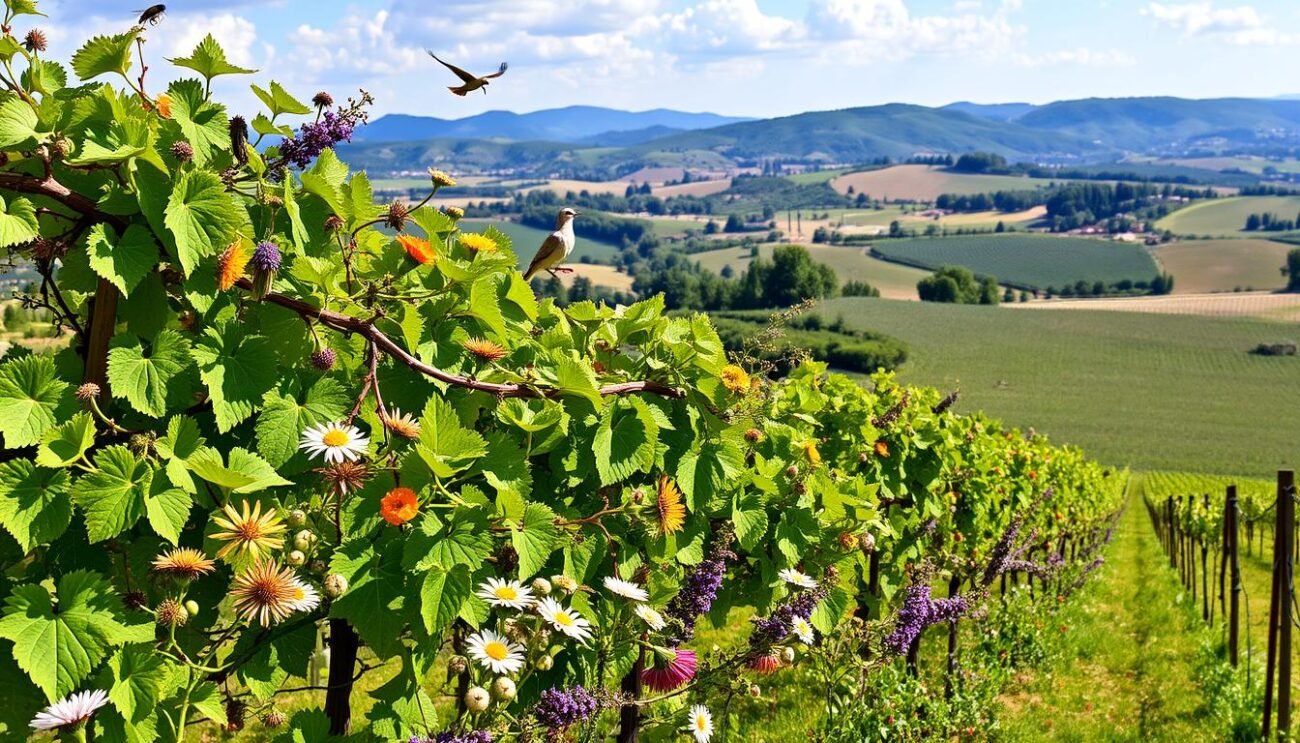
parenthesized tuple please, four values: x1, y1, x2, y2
(617, 648, 644, 742)
(1202, 493, 1210, 623)
(1264, 475, 1287, 740)
(324, 619, 359, 735)
(1167, 498, 1176, 568)
(1279, 470, 1296, 738)
(1228, 486, 1241, 667)
(945, 575, 961, 699)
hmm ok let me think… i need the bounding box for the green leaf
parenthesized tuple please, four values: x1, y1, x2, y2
(255, 378, 349, 467)
(107, 330, 193, 419)
(250, 81, 310, 117)
(415, 395, 487, 478)
(0, 571, 152, 700)
(155, 416, 204, 493)
(467, 275, 507, 338)
(510, 503, 559, 579)
(70, 446, 152, 542)
(168, 34, 255, 81)
(550, 353, 602, 409)
(0, 194, 38, 249)
(103, 646, 169, 724)
(5, 0, 44, 18)
(190, 323, 278, 432)
(330, 536, 409, 658)
(0, 460, 70, 551)
(675, 435, 745, 511)
(21, 59, 65, 95)
(163, 169, 245, 276)
(0, 354, 68, 448)
(166, 78, 229, 166)
(404, 509, 493, 571)
(71, 31, 137, 81)
(188, 682, 227, 727)
(86, 223, 157, 297)
(0, 97, 43, 148)
(478, 432, 532, 504)
(731, 492, 768, 551)
(251, 112, 292, 138)
(144, 484, 191, 545)
(35, 411, 95, 468)
(186, 447, 291, 493)
(593, 399, 657, 486)
(419, 564, 471, 636)
(299, 149, 349, 219)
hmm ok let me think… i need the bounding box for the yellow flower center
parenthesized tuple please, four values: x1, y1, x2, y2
(322, 429, 350, 447)
(292, 586, 306, 600)
(495, 586, 518, 600)
(696, 717, 708, 731)
(485, 641, 509, 661)
(554, 611, 574, 626)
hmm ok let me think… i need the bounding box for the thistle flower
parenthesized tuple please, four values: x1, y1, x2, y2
(216, 242, 250, 291)
(152, 547, 216, 580)
(641, 647, 696, 692)
(316, 460, 370, 495)
(262, 709, 287, 728)
(171, 140, 194, 161)
(231, 560, 302, 627)
(312, 91, 334, 109)
(463, 338, 507, 362)
(23, 29, 47, 54)
(719, 364, 750, 394)
(75, 382, 100, 401)
(602, 576, 649, 602)
(385, 200, 410, 231)
(746, 651, 782, 674)
(299, 421, 369, 463)
(459, 233, 498, 253)
(30, 689, 109, 731)
(477, 577, 535, 610)
(249, 241, 281, 300)
(466, 629, 526, 674)
(155, 598, 188, 627)
(211, 500, 287, 561)
(429, 169, 457, 188)
(380, 487, 419, 526)
(230, 115, 249, 166)
(397, 234, 436, 265)
(445, 206, 465, 220)
(533, 686, 599, 731)
(665, 533, 734, 644)
(384, 408, 421, 439)
(324, 214, 345, 232)
(310, 348, 337, 371)
(656, 475, 686, 536)
(689, 705, 714, 743)
(535, 597, 593, 642)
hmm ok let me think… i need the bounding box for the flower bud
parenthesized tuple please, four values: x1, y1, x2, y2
(171, 140, 194, 162)
(155, 598, 188, 627)
(858, 532, 876, 554)
(309, 559, 328, 576)
(294, 530, 316, 551)
(748, 684, 761, 698)
(492, 677, 517, 700)
(75, 382, 100, 401)
(551, 575, 577, 594)
(288, 509, 308, 527)
(464, 686, 491, 713)
(287, 550, 307, 567)
(837, 532, 857, 551)
(449, 655, 468, 675)
(785, 465, 799, 478)
(310, 348, 337, 371)
(324, 573, 348, 597)
(262, 709, 287, 728)
(744, 428, 763, 443)
(184, 599, 200, 617)
(535, 655, 554, 671)
(531, 577, 552, 596)
(445, 206, 465, 220)
(780, 646, 796, 664)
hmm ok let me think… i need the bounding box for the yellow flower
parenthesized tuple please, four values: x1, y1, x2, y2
(428, 169, 457, 188)
(802, 440, 822, 466)
(656, 475, 686, 536)
(459, 233, 498, 253)
(155, 93, 172, 118)
(719, 365, 751, 394)
(216, 242, 250, 291)
(151, 548, 215, 579)
(211, 500, 287, 562)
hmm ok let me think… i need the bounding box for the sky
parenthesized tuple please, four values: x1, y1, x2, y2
(30, 0, 1300, 120)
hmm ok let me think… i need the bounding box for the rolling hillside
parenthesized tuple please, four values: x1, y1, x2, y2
(354, 106, 748, 143)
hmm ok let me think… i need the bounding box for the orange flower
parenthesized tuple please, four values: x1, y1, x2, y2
(656, 475, 686, 536)
(463, 338, 507, 362)
(719, 364, 751, 394)
(874, 440, 890, 458)
(216, 243, 250, 291)
(397, 234, 436, 265)
(155, 93, 172, 118)
(380, 487, 419, 525)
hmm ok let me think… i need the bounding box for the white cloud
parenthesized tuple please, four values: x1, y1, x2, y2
(1016, 48, 1137, 67)
(1143, 2, 1262, 34)
(167, 14, 260, 66)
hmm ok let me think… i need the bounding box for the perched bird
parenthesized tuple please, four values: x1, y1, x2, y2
(136, 4, 166, 26)
(426, 52, 508, 96)
(523, 208, 579, 281)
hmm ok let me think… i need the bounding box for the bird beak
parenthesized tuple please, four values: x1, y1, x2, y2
(572, 211, 581, 218)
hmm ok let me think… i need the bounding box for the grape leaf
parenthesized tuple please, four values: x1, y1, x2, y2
(730, 492, 768, 551)
(550, 353, 602, 409)
(415, 395, 487, 478)
(0, 96, 44, 148)
(166, 78, 229, 166)
(71, 31, 137, 82)
(510, 503, 559, 579)
(70, 446, 152, 542)
(674, 435, 745, 511)
(299, 148, 349, 220)
(186, 447, 291, 493)
(593, 399, 657, 486)
(0, 354, 69, 449)
(102, 646, 170, 724)
(249, 81, 311, 117)
(35, 411, 95, 468)
(155, 416, 204, 493)
(144, 483, 192, 545)
(0, 460, 71, 551)
(330, 536, 410, 658)
(86, 223, 158, 297)
(107, 330, 193, 419)
(168, 34, 255, 81)
(0, 194, 38, 249)
(190, 323, 278, 432)
(163, 169, 245, 276)
(419, 564, 471, 637)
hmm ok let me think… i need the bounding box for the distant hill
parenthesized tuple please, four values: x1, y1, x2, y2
(942, 102, 1038, 122)
(1016, 97, 1300, 150)
(354, 106, 749, 144)
(574, 125, 686, 147)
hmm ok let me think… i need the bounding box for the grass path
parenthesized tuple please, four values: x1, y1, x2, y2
(995, 504, 1221, 741)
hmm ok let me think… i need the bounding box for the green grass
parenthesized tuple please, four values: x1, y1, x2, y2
(460, 219, 621, 267)
(1152, 238, 1294, 293)
(1157, 196, 1300, 237)
(995, 505, 1238, 742)
(784, 168, 852, 185)
(819, 297, 1300, 476)
(693, 244, 931, 299)
(869, 234, 1161, 289)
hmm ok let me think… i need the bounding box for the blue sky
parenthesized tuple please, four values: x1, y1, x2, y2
(33, 0, 1300, 119)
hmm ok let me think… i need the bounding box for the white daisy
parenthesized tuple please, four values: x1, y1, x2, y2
(634, 603, 667, 630)
(778, 568, 818, 590)
(689, 704, 713, 743)
(792, 616, 815, 645)
(535, 597, 593, 642)
(602, 576, 649, 602)
(289, 578, 321, 612)
(299, 421, 370, 464)
(466, 629, 526, 675)
(477, 577, 536, 610)
(30, 689, 109, 730)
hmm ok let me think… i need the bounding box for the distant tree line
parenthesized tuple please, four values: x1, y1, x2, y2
(1244, 212, 1300, 232)
(1288, 248, 1300, 292)
(1042, 273, 1175, 299)
(935, 190, 1045, 213)
(709, 312, 907, 375)
(951, 152, 1012, 174)
(1239, 185, 1300, 196)
(632, 245, 841, 311)
(916, 266, 1000, 305)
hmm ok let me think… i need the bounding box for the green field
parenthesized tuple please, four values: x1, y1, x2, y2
(830, 165, 1066, 202)
(461, 219, 621, 266)
(784, 167, 853, 185)
(694, 243, 931, 299)
(1151, 238, 1293, 293)
(1157, 196, 1300, 237)
(819, 297, 1300, 476)
(869, 234, 1161, 289)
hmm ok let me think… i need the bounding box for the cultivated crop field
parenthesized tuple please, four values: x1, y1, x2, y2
(1151, 238, 1293, 293)
(830, 165, 1060, 201)
(869, 234, 1160, 289)
(1157, 196, 1300, 236)
(1014, 291, 1300, 321)
(820, 297, 1300, 476)
(694, 243, 931, 299)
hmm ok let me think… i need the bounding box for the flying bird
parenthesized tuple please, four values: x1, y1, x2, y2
(136, 4, 166, 26)
(523, 208, 579, 282)
(426, 52, 508, 96)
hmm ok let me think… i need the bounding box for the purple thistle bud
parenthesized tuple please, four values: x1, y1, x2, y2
(251, 242, 282, 272)
(311, 348, 337, 371)
(533, 686, 600, 731)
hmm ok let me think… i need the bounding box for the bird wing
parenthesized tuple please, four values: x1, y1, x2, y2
(484, 62, 509, 80)
(523, 232, 569, 280)
(427, 51, 478, 84)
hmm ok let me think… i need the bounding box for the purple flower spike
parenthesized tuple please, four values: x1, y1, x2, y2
(533, 686, 600, 731)
(251, 242, 281, 272)
(881, 584, 970, 656)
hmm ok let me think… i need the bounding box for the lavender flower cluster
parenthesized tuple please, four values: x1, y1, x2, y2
(279, 111, 357, 168)
(748, 584, 827, 653)
(250, 242, 281, 272)
(664, 534, 735, 645)
(532, 686, 599, 730)
(409, 731, 492, 743)
(882, 584, 970, 656)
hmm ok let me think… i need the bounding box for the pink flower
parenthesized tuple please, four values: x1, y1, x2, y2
(746, 651, 783, 675)
(641, 648, 697, 692)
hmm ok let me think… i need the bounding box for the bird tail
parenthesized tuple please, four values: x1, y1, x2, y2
(449, 86, 469, 96)
(523, 264, 538, 281)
